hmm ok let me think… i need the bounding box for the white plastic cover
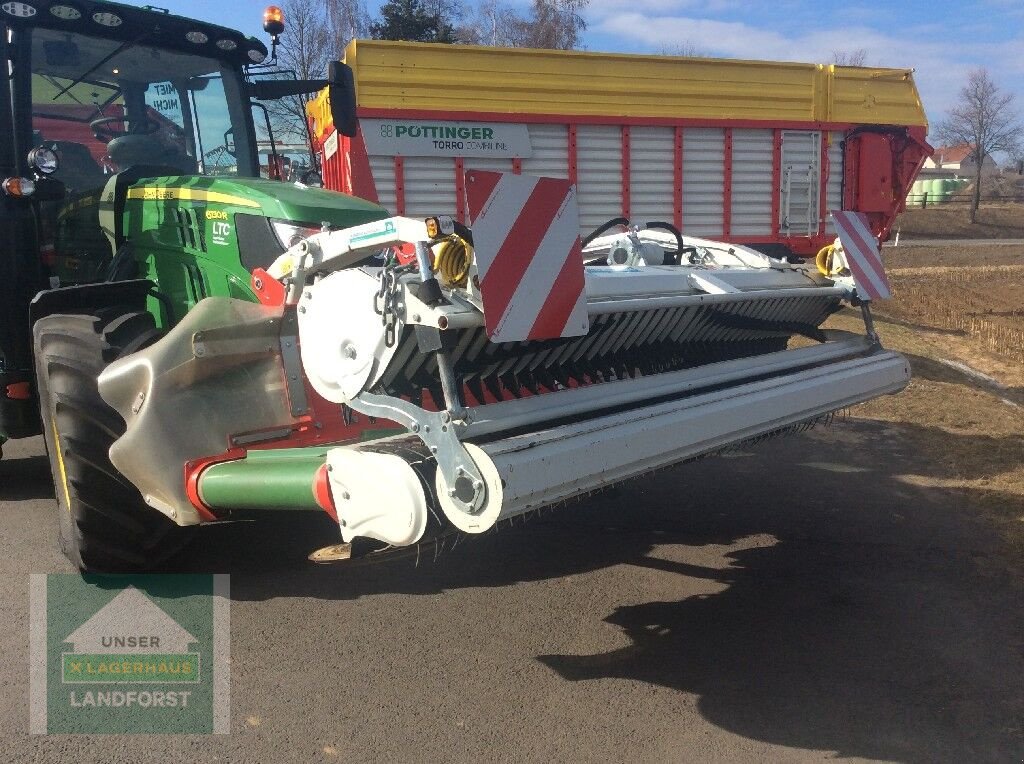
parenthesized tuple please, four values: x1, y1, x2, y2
(327, 447, 428, 546)
(297, 268, 402, 403)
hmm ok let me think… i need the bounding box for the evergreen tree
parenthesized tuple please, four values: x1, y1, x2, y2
(370, 0, 456, 43)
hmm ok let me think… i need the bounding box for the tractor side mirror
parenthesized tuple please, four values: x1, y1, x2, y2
(327, 61, 357, 138)
(246, 62, 357, 137)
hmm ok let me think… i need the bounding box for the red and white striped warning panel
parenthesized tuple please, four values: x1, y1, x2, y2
(466, 170, 589, 343)
(831, 210, 892, 300)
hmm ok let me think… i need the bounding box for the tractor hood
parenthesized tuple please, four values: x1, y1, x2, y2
(125, 176, 390, 228)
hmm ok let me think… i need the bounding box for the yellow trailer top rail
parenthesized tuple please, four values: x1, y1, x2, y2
(334, 39, 926, 128)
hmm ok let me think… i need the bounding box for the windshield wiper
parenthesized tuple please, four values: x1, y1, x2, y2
(54, 33, 149, 101)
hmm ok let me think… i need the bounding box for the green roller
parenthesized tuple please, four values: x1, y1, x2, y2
(198, 448, 329, 511)
(907, 180, 921, 207)
(918, 179, 931, 205)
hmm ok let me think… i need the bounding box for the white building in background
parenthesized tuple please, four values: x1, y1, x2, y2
(923, 143, 999, 177)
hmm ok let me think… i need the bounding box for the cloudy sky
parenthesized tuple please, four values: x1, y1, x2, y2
(152, 0, 1023, 133)
(582, 0, 1024, 125)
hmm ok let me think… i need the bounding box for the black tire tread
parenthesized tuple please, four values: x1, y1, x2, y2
(34, 309, 190, 572)
(49, 387, 126, 441)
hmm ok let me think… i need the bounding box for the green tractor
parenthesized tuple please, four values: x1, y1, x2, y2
(1, 0, 385, 567)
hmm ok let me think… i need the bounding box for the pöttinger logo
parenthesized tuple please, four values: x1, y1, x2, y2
(30, 574, 230, 734)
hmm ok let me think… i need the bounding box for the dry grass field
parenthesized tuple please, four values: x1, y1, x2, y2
(883, 264, 1024, 364)
(892, 189, 1024, 240)
(879, 242, 1023, 372)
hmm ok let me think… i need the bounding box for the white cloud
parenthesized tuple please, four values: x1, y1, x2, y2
(585, 0, 738, 13)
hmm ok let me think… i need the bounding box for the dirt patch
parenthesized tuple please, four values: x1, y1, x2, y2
(876, 265, 1024, 364)
(893, 201, 1024, 239)
(874, 244, 1024, 366)
(883, 243, 1023, 269)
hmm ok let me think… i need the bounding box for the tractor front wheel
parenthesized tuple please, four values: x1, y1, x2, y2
(33, 308, 190, 572)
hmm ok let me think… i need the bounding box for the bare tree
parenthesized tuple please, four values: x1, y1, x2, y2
(1010, 145, 1024, 175)
(258, 0, 368, 174)
(525, 0, 587, 50)
(659, 41, 710, 58)
(470, 0, 526, 46)
(470, 0, 588, 49)
(263, 0, 334, 146)
(936, 68, 1023, 222)
(832, 49, 867, 66)
(325, 0, 370, 57)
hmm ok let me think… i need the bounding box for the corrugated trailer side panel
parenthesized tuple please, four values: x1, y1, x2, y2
(576, 125, 623, 233)
(730, 129, 774, 237)
(682, 128, 726, 237)
(520, 124, 569, 179)
(334, 118, 902, 255)
(629, 127, 675, 226)
(369, 156, 397, 214)
(825, 131, 845, 235)
(309, 41, 931, 256)
(402, 157, 455, 219)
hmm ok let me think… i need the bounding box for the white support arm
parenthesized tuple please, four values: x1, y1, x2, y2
(265, 216, 430, 282)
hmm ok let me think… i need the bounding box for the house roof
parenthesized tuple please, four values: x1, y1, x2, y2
(932, 143, 975, 164)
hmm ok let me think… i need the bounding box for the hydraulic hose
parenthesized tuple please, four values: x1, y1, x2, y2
(645, 221, 686, 264)
(582, 216, 630, 248)
(434, 235, 474, 288)
(815, 244, 837, 276)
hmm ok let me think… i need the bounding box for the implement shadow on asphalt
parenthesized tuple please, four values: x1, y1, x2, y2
(532, 419, 1023, 762)
(537, 533, 1022, 762)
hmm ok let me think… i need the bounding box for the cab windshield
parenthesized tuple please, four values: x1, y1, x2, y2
(29, 26, 250, 193)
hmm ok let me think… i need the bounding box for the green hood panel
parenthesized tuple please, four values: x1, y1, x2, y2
(116, 175, 392, 330)
(126, 176, 390, 227)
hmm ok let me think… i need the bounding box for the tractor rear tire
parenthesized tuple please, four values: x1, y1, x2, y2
(33, 308, 190, 572)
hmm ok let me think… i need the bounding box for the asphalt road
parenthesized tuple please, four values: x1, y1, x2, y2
(1, 421, 1021, 763)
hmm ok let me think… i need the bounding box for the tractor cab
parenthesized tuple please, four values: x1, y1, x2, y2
(6, 3, 272, 281)
(0, 0, 365, 451)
